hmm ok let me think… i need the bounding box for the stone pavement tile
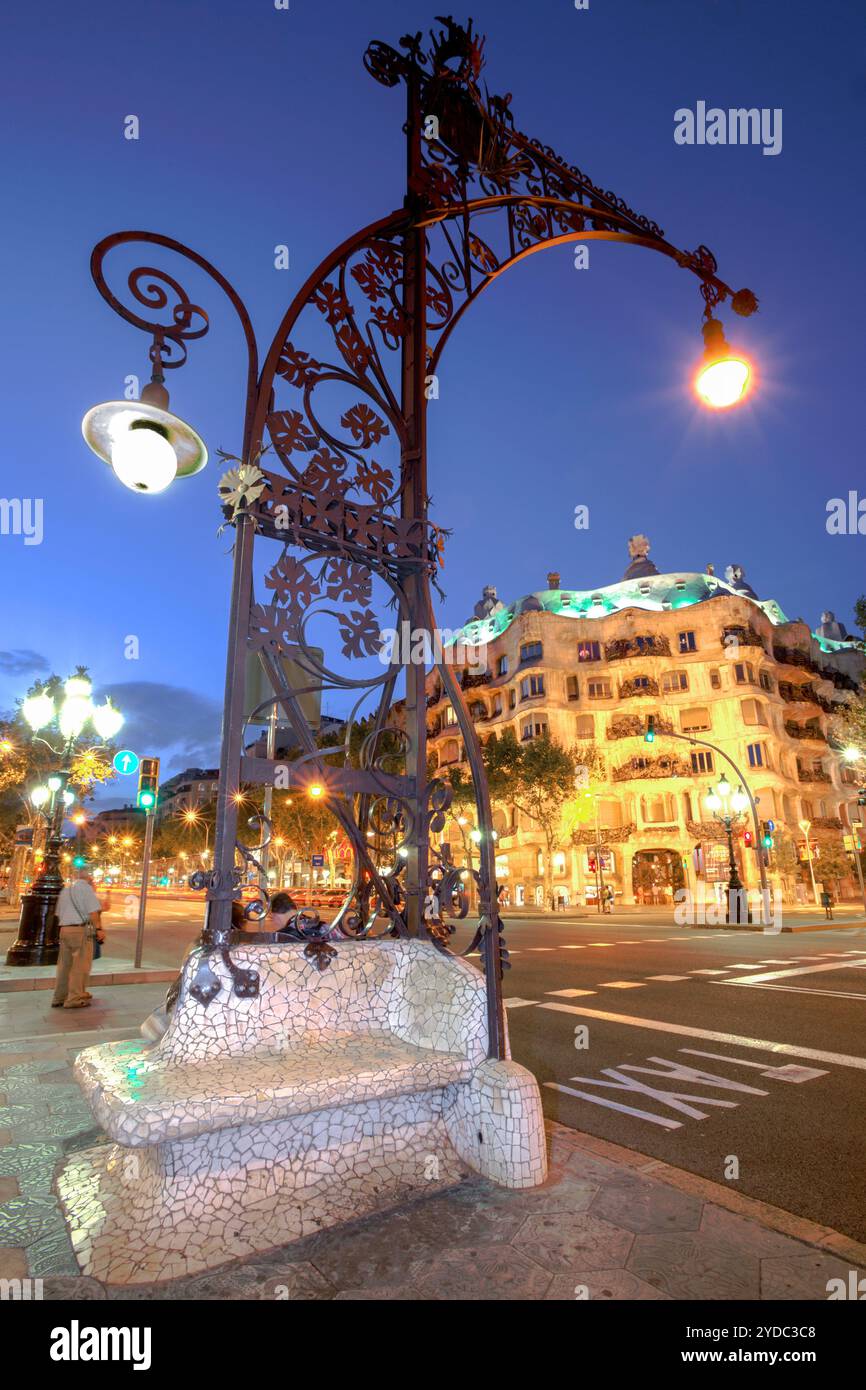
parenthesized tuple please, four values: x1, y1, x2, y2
(413, 1243, 553, 1300)
(382, 1182, 529, 1247)
(760, 1252, 866, 1301)
(627, 1232, 761, 1300)
(41, 1276, 106, 1300)
(0, 1194, 67, 1247)
(0, 1247, 28, 1278)
(512, 1211, 634, 1274)
(159, 1260, 335, 1302)
(27, 1228, 80, 1278)
(297, 1205, 463, 1288)
(0, 1177, 20, 1201)
(560, 1146, 644, 1186)
(0, 1142, 64, 1195)
(589, 1177, 704, 1235)
(0, 1129, 12, 1148)
(699, 1203, 814, 1258)
(334, 1284, 424, 1300)
(545, 1268, 672, 1301)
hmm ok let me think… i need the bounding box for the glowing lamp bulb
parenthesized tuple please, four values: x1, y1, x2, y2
(695, 318, 750, 409)
(59, 695, 93, 739)
(22, 691, 56, 731)
(111, 422, 178, 494)
(64, 675, 92, 700)
(92, 700, 124, 740)
(62, 790, 75, 806)
(47, 775, 63, 792)
(31, 786, 50, 807)
(308, 784, 324, 799)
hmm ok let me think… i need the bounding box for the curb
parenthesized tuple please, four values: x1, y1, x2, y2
(551, 1121, 866, 1270)
(0, 969, 176, 994)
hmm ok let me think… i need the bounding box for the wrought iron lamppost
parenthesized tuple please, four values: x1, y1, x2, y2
(81, 17, 759, 1055)
(704, 774, 750, 925)
(6, 676, 124, 965)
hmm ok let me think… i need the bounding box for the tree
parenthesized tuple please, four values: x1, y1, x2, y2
(814, 835, 852, 897)
(483, 729, 578, 910)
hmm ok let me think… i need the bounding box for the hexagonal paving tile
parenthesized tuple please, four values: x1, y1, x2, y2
(760, 1253, 866, 1301)
(414, 1243, 553, 1300)
(513, 1211, 634, 1273)
(545, 1268, 672, 1300)
(628, 1232, 761, 1300)
(590, 1177, 704, 1234)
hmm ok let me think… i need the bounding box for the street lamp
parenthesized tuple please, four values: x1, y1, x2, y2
(81, 19, 758, 1047)
(7, 674, 125, 965)
(694, 316, 752, 409)
(82, 366, 207, 495)
(704, 775, 750, 925)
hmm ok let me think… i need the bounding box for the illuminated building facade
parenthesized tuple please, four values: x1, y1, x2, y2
(425, 538, 865, 908)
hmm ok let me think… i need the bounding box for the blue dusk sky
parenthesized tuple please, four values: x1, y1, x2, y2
(1, 0, 864, 804)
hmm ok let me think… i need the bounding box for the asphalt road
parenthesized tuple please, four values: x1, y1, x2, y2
(10, 896, 864, 1241)
(491, 915, 866, 1243)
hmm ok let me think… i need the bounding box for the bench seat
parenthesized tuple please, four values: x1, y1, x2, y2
(75, 1029, 476, 1146)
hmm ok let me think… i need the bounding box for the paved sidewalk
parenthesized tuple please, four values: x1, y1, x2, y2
(0, 956, 175, 994)
(1, 1020, 864, 1300)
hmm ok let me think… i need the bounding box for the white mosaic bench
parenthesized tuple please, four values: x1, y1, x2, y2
(58, 938, 547, 1285)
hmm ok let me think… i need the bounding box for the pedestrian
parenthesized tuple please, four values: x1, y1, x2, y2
(820, 887, 834, 920)
(604, 884, 614, 913)
(267, 890, 297, 934)
(51, 867, 104, 1010)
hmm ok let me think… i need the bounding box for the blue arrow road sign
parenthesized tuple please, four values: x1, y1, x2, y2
(113, 750, 140, 776)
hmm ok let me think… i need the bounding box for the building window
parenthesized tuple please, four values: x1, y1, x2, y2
(508, 689, 516, 710)
(587, 679, 612, 699)
(497, 654, 508, 677)
(566, 675, 579, 701)
(443, 705, 457, 726)
(735, 662, 756, 684)
(521, 718, 548, 742)
(759, 670, 774, 693)
(709, 668, 722, 690)
(681, 707, 711, 733)
(741, 698, 767, 726)
(632, 675, 651, 690)
(678, 631, 697, 653)
(662, 670, 689, 693)
(747, 742, 770, 768)
(519, 641, 543, 665)
(577, 641, 601, 662)
(440, 739, 460, 765)
(553, 851, 566, 876)
(691, 750, 714, 775)
(491, 695, 502, 716)
(520, 674, 544, 700)
(575, 714, 594, 739)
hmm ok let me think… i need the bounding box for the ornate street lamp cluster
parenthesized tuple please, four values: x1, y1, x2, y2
(7, 675, 125, 966)
(704, 773, 750, 923)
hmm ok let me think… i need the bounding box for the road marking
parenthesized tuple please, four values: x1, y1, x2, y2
(690, 969, 731, 975)
(724, 958, 866, 984)
(598, 980, 644, 989)
(538, 1002, 866, 1071)
(588, 942, 614, 947)
(544, 1080, 682, 1129)
(561, 945, 586, 950)
(503, 998, 539, 1009)
(647, 975, 690, 981)
(679, 1049, 828, 1083)
(546, 988, 596, 997)
(524, 947, 554, 951)
(721, 982, 866, 1001)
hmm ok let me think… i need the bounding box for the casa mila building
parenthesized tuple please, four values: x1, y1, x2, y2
(425, 537, 865, 909)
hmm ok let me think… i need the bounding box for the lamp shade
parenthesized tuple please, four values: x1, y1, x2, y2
(82, 399, 207, 490)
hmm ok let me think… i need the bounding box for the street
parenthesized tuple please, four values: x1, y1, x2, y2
(489, 914, 866, 1243)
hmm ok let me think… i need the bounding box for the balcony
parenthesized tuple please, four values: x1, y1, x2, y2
(618, 677, 659, 699)
(612, 753, 691, 781)
(606, 714, 673, 741)
(784, 720, 827, 743)
(811, 815, 844, 830)
(797, 766, 832, 784)
(604, 635, 671, 662)
(721, 625, 766, 651)
(460, 670, 492, 690)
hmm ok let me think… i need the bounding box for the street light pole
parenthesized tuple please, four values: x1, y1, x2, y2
(705, 775, 750, 926)
(799, 818, 821, 906)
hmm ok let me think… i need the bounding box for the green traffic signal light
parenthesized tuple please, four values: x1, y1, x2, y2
(72, 854, 87, 868)
(762, 834, 773, 849)
(138, 789, 156, 809)
(645, 715, 655, 744)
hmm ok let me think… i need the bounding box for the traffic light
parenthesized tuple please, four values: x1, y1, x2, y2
(761, 820, 774, 849)
(859, 789, 866, 807)
(644, 715, 655, 744)
(72, 854, 87, 869)
(137, 756, 160, 811)
(588, 857, 597, 872)
(743, 829, 753, 848)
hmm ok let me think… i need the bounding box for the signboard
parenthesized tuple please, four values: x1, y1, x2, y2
(311, 854, 324, 867)
(14, 825, 33, 848)
(245, 647, 324, 730)
(113, 750, 140, 776)
(584, 850, 614, 874)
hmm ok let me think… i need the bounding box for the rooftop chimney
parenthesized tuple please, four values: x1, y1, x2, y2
(547, 571, 561, 590)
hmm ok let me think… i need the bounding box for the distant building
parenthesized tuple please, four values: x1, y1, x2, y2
(89, 806, 146, 837)
(155, 768, 219, 824)
(419, 536, 865, 907)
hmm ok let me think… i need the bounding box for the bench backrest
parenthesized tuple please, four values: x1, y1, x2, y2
(157, 938, 492, 1067)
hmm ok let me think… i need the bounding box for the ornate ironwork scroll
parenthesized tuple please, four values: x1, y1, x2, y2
(88, 17, 757, 1058)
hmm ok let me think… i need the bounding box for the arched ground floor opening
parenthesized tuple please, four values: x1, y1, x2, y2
(631, 848, 686, 906)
